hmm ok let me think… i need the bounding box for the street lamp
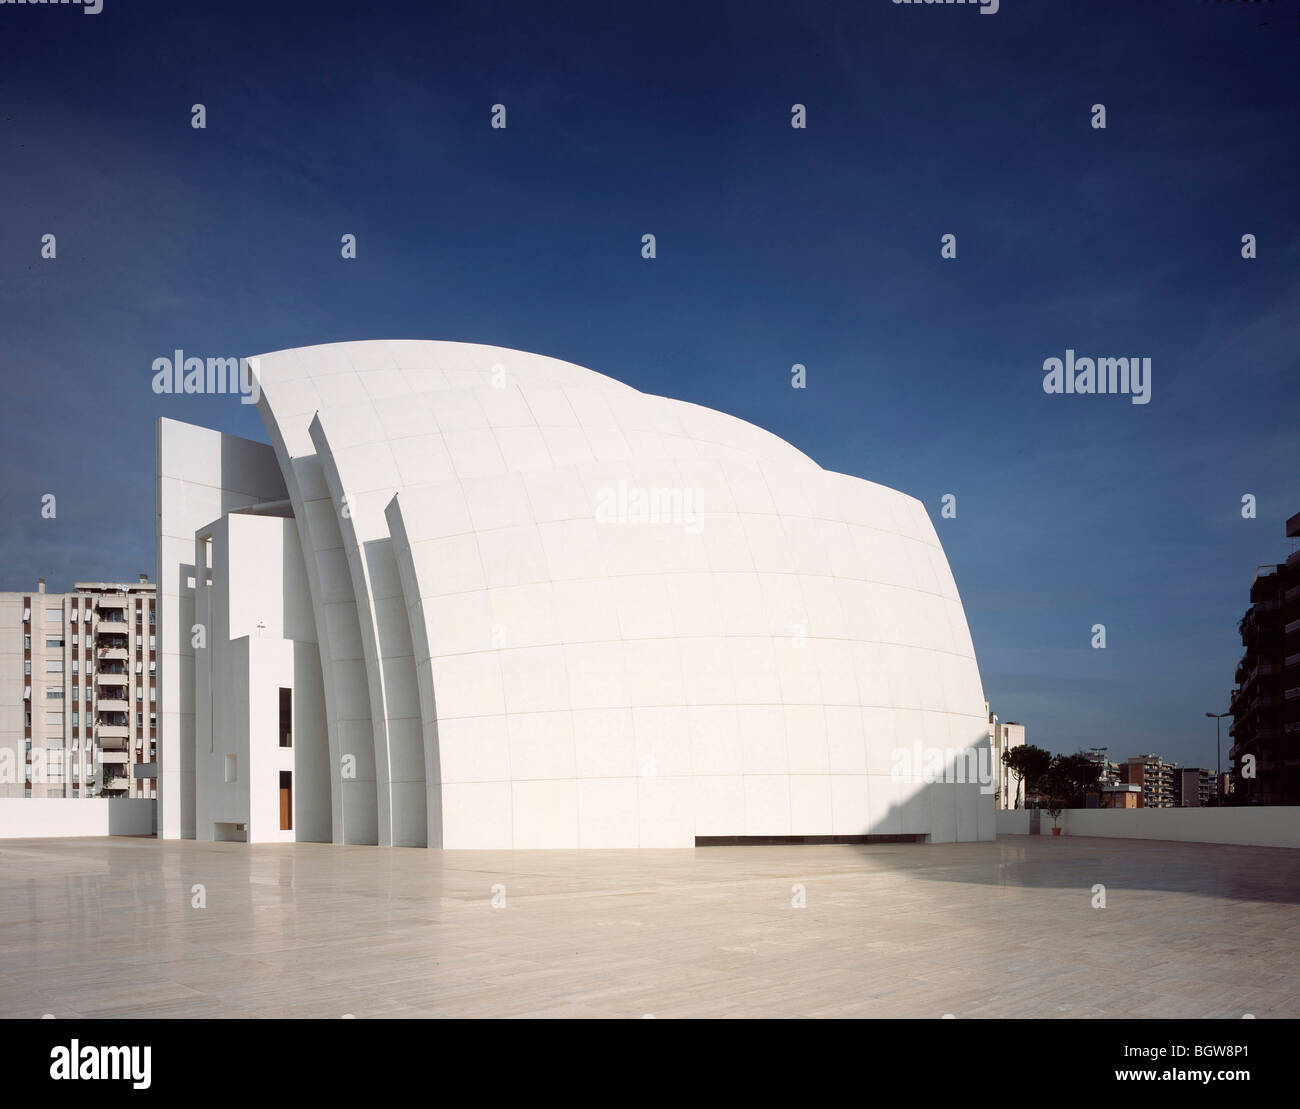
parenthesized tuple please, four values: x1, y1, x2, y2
(1205, 712, 1231, 806)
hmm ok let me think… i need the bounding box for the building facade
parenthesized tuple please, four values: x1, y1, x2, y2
(987, 703, 1025, 809)
(1120, 754, 1175, 808)
(158, 340, 995, 848)
(1229, 509, 1300, 805)
(1172, 766, 1201, 807)
(0, 577, 157, 800)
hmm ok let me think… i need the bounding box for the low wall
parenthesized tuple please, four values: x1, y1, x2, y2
(0, 798, 155, 838)
(996, 806, 1300, 848)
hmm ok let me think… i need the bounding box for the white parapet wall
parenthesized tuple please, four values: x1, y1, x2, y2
(0, 798, 155, 838)
(996, 807, 1300, 848)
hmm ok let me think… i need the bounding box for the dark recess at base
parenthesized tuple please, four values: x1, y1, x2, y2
(694, 834, 927, 846)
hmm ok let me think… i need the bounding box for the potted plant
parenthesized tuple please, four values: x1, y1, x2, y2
(1046, 793, 1064, 835)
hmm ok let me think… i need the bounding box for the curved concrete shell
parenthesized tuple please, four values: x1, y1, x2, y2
(216, 340, 994, 848)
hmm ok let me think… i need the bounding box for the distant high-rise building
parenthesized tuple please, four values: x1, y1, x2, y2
(1120, 754, 1175, 808)
(1173, 766, 1206, 807)
(1, 577, 157, 800)
(1228, 510, 1300, 805)
(1083, 747, 1120, 787)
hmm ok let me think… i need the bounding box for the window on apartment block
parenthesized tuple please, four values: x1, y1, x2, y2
(24, 660, 30, 675)
(44, 608, 59, 623)
(279, 687, 292, 747)
(46, 637, 63, 648)
(45, 660, 63, 673)
(23, 634, 30, 649)
(46, 686, 63, 700)
(224, 754, 236, 783)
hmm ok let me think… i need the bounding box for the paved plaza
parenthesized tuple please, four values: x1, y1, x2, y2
(0, 835, 1296, 1018)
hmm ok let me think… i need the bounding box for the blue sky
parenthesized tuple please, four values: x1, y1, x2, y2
(1, 0, 1296, 768)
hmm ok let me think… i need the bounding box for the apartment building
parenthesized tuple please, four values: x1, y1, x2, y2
(987, 703, 1026, 809)
(1119, 754, 1175, 808)
(1083, 747, 1121, 787)
(1173, 766, 1202, 807)
(0, 577, 157, 800)
(1228, 509, 1300, 805)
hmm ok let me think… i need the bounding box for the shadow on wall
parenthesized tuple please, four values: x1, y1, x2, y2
(107, 799, 155, 836)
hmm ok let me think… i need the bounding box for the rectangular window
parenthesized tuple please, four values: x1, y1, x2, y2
(71, 658, 78, 674)
(46, 687, 63, 700)
(45, 638, 63, 648)
(224, 754, 236, 783)
(24, 660, 30, 675)
(72, 634, 78, 647)
(45, 608, 60, 623)
(150, 687, 157, 703)
(149, 634, 156, 650)
(46, 712, 64, 724)
(279, 687, 292, 747)
(23, 634, 30, 649)
(71, 712, 78, 727)
(279, 771, 292, 831)
(45, 660, 64, 673)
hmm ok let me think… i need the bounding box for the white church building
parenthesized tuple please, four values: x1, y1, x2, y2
(156, 340, 993, 848)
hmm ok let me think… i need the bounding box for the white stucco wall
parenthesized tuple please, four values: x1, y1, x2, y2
(998, 806, 1300, 848)
(245, 341, 992, 849)
(0, 797, 154, 838)
(155, 418, 287, 839)
(193, 514, 330, 844)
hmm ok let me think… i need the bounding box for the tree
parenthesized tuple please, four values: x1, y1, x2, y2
(1053, 751, 1103, 807)
(1002, 744, 1052, 809)
(1040, 752, 1105, 832)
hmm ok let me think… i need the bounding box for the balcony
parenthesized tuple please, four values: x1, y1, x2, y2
(96, 596, 128, 610)
(97, 697, 129, 711)
(96, 647, 127, 662)
(96, 725, 129, 740)
(97, 672, 127, 685)
(100, 750, 129, 765)
(99, 734, 129, 750)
